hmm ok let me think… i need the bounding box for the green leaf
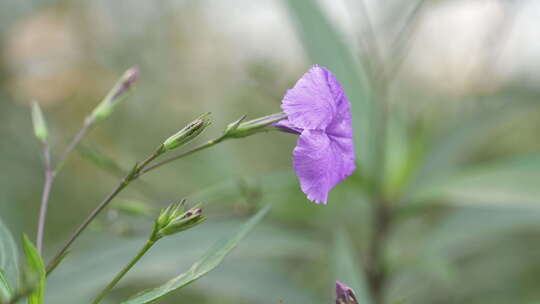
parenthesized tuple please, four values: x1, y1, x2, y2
(333, 230, 372, 304)
(0, 217, 18, 288)
(409, 155, 540, 206)
(285, 1, 373, 174)
(22, 235, 45, 304)
(0, 269, 13, 302)
(403, 99, 539, 202)
(77, 144, 125, 177)
(122, 205, 271, 304)
(46, 218, 320, 303)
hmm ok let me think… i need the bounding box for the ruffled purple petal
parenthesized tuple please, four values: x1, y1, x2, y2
(281, 66, 341, 130)
(326, 84, 354, 140)
(280, 65, 356, 204)
(293, 130, 355, 204)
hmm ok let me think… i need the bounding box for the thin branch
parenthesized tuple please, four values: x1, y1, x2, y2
(91, 239, 155, 303)
(54, 117, 95, 173)
(35, 117, 95, 254)
(46, 145, 165, 274)
(46, 134, 230, 274)
(140, 136, 225, 175)
(36, 143, 53, 254)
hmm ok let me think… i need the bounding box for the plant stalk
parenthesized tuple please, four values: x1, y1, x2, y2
(140, 136, 225, 174)
(36, 143, 53, 254)
(36, 118, 96, 254)
(366, 201, 392, 304)
(91, 239, 156, 304)
(55, 117, 95, 172)
(46, 145, 164, 274)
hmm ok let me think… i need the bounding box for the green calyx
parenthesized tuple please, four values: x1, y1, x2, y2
(163, 113, 212, 150)
(152, 201, 206, 241)
(223, 112, 286, 139)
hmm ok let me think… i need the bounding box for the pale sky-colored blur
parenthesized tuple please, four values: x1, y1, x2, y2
(2, 0, 539, 105)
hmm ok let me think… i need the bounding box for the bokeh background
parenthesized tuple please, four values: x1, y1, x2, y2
(1, 0, 540, 303)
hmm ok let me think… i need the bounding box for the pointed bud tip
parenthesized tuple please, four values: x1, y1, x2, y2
(126, 66, 139, 79)
(90, 66, 141, 121)
(163, 114, 212, 150)
(31, 101, 48, 141)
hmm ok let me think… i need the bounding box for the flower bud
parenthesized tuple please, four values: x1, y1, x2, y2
(90, 67, 139, 121)
(153, 201, 206, 240)
(335, 281, 358, 304)
(163, 113, 211, 150)
(31, 101, 48, 142)
(224, 112, 286, 138)
(156, 200, 185, 228)
(159, 208, 205, 237)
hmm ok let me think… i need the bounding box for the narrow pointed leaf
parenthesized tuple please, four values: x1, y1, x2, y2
(122, 205, 271, 304)
(77, 144, 125, 177)
(22, 235, 45, 304)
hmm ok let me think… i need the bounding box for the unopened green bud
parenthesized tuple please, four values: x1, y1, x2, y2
(163, 113, 211, 150)
(224, 112, 286, 138)
(153, 201, 205, 240)
(156, 200, 185, 228)
(31, 101, 48, 142)
(90, 66, 139, 121)
(159, 208, 205, 237)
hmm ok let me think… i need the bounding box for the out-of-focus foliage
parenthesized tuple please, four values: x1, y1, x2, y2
(1, 0, 540, 303)
(333, 230, 372, 304)
(0, 218, 18, 293)
(122, 206, 270, 303)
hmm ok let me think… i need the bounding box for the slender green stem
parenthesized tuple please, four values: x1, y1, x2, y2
(36, 117, 95, 255)
(55, 117, 95, 173)
(140, 136, 226, 175)
(47, 133, 238, 275)
(36, 142, 53, 254)
(46, 145, 165, 275)
(91, 239, 156, 304)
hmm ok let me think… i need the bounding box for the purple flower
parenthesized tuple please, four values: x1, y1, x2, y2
(276, 65, 356, 204)
(335, 280, 358, 304)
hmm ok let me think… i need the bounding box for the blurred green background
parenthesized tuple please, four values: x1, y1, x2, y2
(2, 0, 540, 303)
